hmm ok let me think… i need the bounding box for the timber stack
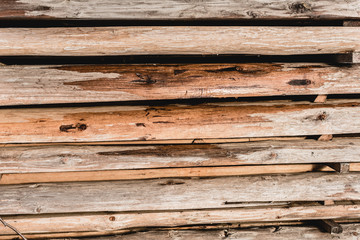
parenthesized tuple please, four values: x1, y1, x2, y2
(1, 1, 360, 239)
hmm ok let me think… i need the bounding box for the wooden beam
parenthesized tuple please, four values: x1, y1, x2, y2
(1, 27, 360, 56)
(1, 205, 360, 237)
(1, 100, 360, 143)
(326, 163, 350, 173)
(314, 95, 327, 103)
(2, 63, 360, 105)
(4, 138, 360, 174)
(317, 219, 343, 234)
(0, 164, 338, 185)
(335, 52, 360, 63)
(317, 134, 333, 141)
(44, 224, 360, 240)
(1, 0, 359, 20)
(1, 173, 360, 215)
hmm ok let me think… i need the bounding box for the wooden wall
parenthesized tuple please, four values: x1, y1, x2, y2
(1, 0, 360, 239)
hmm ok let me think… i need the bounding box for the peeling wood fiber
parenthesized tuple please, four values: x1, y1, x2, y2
(1, 27, 360, 56)
(2, 63, 360, 105)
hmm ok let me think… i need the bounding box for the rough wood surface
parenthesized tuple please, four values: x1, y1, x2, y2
(1, 138, 360, 174)
(54, 224, 360, 240)
(1, 27, 360, 56)
(1, 100, 360, 143)
(0, 137, 306, 147)
(1, 173, 360, 215)
(1, 0, 359, 19)
(0, 164, 339, 185)
(2, 63, 360, 105)
(1, 205, 360, 237)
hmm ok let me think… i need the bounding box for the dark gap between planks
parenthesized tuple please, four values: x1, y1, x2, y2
(1, 94, 360, 109)
(0, 19, 347, 28)
(0, 54, 354, 65)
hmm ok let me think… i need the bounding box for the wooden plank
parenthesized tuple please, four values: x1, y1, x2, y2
(1, 205, 360, 237)
(51, 224, 360, 240)
(0, 137, 306, 147)
(1, 173, 360, 215)
(326, 163, 350, 173)
(1, 0, 359, 20)
(317, 219, 343, 234)
(0, 164, 338, 185)
(1, 27, 360, 56)
(1, 100, 360, 143)
(2, 138, 360, 174)
(335, 52, 360, 63)
(2, 63, 360, 105)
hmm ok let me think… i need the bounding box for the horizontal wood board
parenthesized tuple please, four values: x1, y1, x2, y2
(1, 27, 360, 56)
(1, 0, 360, 19)
(1, 100, 360, 143)
(2, 63, 360, 105)
(1, 173, 360, 215)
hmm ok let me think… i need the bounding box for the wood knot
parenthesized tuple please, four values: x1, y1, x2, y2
(287, 79, 312, 86)
(60, 123, 87, 132)
(316, 112, 327, 121)
(131, 73, 156, 84)
(269, 152, 278, 159)
(159, 180, 185, 186)
(289, 2, 312, 13)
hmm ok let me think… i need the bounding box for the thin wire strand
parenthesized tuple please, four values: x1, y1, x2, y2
(0, 217, 28, 240)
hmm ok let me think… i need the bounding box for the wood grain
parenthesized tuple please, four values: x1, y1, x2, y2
(1, 205, 360, 237)
(1, 173, 360, 215)
(1, 27, 360, 56)
(58, 224, 360, 240)
(0, 164, 338, 185)
(1, 138, 360, 173)
(2, 63, 360, 105)
(1, 0, 359, 19)
(1, 100, 360, 143)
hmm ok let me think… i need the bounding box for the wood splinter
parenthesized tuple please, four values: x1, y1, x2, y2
(317, 219, 343, 234)
(326, 163, 350, 173)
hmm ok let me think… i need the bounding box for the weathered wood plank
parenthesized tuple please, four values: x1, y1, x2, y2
(1, 27, 360, 56)
(2, 63, 360, 105)
(1, 100, 360, 143)
(0, 138, 360, 173)
(0, 137, 306, 147)
(1, 0, 359, 20)
(54, 224, 360, 240)
(0, 164, 339, 185)
(1, 173, 360, 215)
(1, 205, 360, 237)
(2, 138, 360, 173)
